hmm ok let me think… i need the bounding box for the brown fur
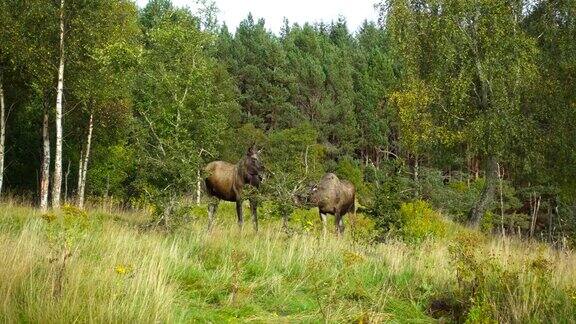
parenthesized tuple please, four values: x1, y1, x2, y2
(310, 173, 356, 235)
(204, 145, 263, 231)
(205, 161, 243, 202)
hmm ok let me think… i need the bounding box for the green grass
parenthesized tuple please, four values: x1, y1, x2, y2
(0, 201, 575, 323)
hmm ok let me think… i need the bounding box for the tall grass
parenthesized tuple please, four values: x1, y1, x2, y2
(0, 202, 574, 323)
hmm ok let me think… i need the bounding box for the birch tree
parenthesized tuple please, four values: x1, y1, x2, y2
(0, 0, 59, 208)
(133, 3, 232, 216)
(40, 110, 51, 212)
(382, 0, 538, 228)
(76, 114, 93, 209)
(52, 0, 65, 209)
(0, 73, 5, 196)
(65, 0, 139, 207)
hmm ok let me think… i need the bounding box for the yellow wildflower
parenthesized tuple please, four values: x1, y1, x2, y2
(115, 264, 130, 275)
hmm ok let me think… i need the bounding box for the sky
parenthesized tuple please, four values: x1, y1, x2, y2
(135, 0, 380, 34)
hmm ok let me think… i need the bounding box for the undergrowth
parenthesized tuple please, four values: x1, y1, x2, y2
(0, 202, 574, 323)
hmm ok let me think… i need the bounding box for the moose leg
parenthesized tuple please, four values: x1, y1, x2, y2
(335, 213, 344, 236)
(250, 198, 258, 232)
(319, 212, 327, 237)
(207, 199, 219, 231)
(236, 200, 244, 229)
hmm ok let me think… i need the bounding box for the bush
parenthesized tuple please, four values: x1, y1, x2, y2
(480, 211, 495, 234)
(419, 168, 522, 224)
(347, 212, 377, 243)
(446, 231, 572, 322)
(366, 160, 413, 234)
(399, 200, 447, 242)
(289, 208, 320, 232)
(335, 156, 369, 201)
(419, 169, 483, 222)
(270, 199, 296, 227)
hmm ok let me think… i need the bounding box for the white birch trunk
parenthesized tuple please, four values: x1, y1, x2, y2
(196, 169, 201, 205)
(64, 160, 70, 204)
(497, 163, 505, 237)
(77, 114, 93, 209)
(52, 0, 65, 209)
(530, 194, 541, 237)
(0, 76, 5, 196)
(76, 150, 84, 197)
(77, 150, 83, 203)
(414, 155, 419, 197)
(40, 112, 50, 212)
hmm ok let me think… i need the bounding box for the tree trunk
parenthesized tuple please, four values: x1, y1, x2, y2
(0, 75, 5, 196)
(40, 112, 51, 213)
(413, 155, 419, 197)
(469, 156, 498, 228)
(77, 114, 93, 209)
(105, 175, 110, 198)
(64, 160, 70, 204)
(196, 168, 201, 205)
(77, 150, 83, 200)
(530, 193, 541, 237)
(548, 199, 553, 243)
(497, 163, 505, 236)
(52, 0, 65, 209)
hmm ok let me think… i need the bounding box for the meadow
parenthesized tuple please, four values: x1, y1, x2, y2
(0, 200, 575, 323)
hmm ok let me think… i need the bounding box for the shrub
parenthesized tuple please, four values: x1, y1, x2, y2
(399, 200, 447, 242)
(366, 161, 413, 234)
(289, 208, 320, 232)
(335, 156, 369, 201)
(419, 169, 483, 222)
(420, 168, 521, 224)
(62, 204, 88, 220)
(446, 231, 574, 322)
(347, 212, 377, 243)
(46, 204, 91, 244)
(270, 199, 296, 227)
(480, 211, 495, 234)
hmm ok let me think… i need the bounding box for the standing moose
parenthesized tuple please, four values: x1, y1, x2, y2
(204, 144, 264, 231)
(305, 173, 356, 236)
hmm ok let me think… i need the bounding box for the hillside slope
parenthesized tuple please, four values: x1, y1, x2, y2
(0, 202, 575, 323)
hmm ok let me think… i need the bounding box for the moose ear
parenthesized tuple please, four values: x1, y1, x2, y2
(247, 143, 256, 155)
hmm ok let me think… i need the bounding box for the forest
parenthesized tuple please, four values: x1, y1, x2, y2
(1, 0, 576, 322)
(2, 0, 575, 244)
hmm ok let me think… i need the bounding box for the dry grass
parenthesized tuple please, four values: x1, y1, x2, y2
(0, 202, 574, 323)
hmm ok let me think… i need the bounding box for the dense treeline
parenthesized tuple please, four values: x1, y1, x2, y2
(0, 0, 575, 245)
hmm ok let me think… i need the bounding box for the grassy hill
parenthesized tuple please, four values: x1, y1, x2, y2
(0, 201, 575, 323)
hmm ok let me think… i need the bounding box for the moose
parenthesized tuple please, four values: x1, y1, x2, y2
(299, 173, 356, 235)
(204, 144, 264, 231)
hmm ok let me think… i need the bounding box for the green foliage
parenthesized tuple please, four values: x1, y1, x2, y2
(353, 22, 395, 156)
(266, 124, 324, 179)
(366, 161, 413, 232)
(131, 2, 236, 217)
(1, 0, 576, 246)
(218, 14, 295, 130)
(418, 168, 522, 227)
(446, 231, 574, 322)
(421, 170, 483, 221)
(348, 213, 378, 243)
(335, 156, 367, 200)
(262, 124, 324, 221)
(399, 200, 447, 242)
(480, 211, 495, 234)
(219, 123, 266, 162)
(45, 204, 91, 250)
(287, 207, 319, 232)
(87, 145, 134, 198)
(2, 205, 576, 322)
